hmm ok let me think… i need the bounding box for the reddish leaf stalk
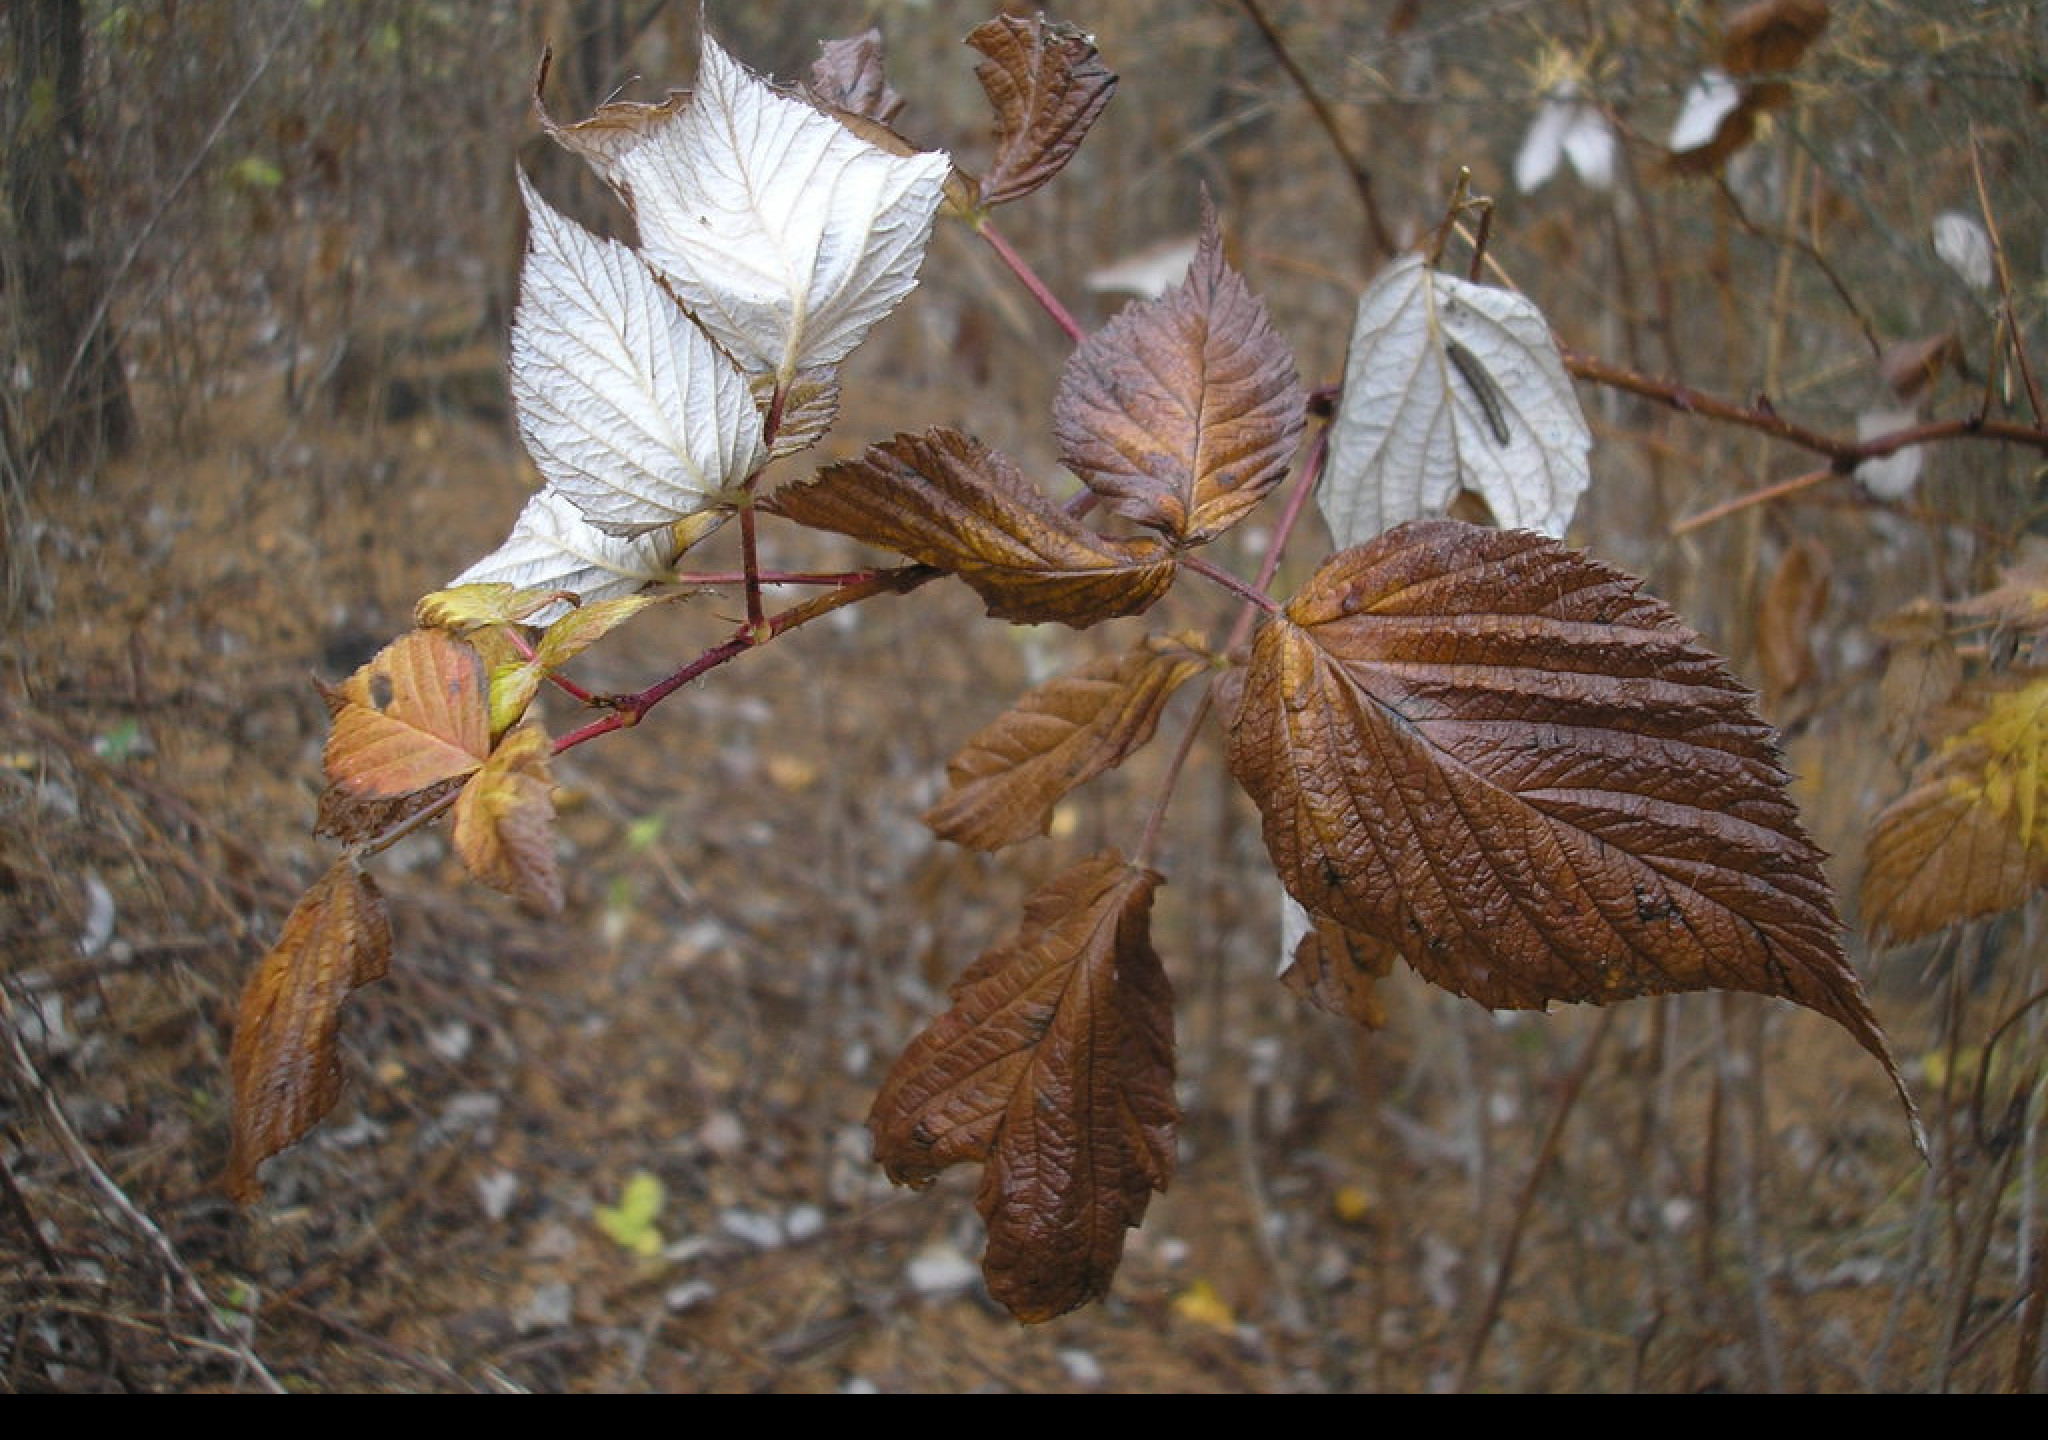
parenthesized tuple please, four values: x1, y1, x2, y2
(978, 218, 1085, 345)
(551, 563, 937, 754)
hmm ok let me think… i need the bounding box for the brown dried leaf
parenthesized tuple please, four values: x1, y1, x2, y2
(323, 629, 491, 800)
(1864, 672, 2048, 944)
(227, 860, 393, 1201)
(1226, 520, 1910, 1112)
(768, 427, 1177, 627)
(1722, 0, 1830, 77)
(1281, 908, 1398, 1031)
(1756, 537, 1831, 705)
(453, 723, 562, 914)
(805, 28, 904, 124)
(1053, 198, 1304, 544)
(313, 774, 464, 846)
(926, 634, 1208, 850)
(967, 14, 1117, 208)
(1879, 331, 1962, 404)
(1951, 543, 2048, 643)
(870, 854, 1176, 1323)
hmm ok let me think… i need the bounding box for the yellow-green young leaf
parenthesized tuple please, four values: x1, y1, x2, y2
(533, 593, 660, 671)
(925, 634, 1207, 850)
(1226, 520, 1915, 1129)
(769, 427, 1177, 628)
(453, 723, 562, 914)
(870, 853, 1176, 1323)
(324, 630, 491, 799)
(1864, 673, 2048, 944)
(228, 860, 393, 1202)
(595, 1170, 666, 1257)
(486, 659, 547, 741)
(415, 582, 567, 633)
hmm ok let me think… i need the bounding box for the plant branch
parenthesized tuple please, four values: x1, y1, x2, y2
(1969, 128, 2046, 427)
(1565, 347, 2048, 464)
(1236, 0, 1395, 259)
(552, 562, 939, 753)
(976, 219, 1085, 345)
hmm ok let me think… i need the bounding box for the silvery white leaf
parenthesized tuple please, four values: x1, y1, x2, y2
(1321, 254, 1592, 548)
(602, 33, 951, 382)
(1855, 405, 1925, 499)
(452, 488, 678, 624)
(1933, 210, 1994, 291)
(512, 173, 765, 537)
(1670, 69, 1741, 155)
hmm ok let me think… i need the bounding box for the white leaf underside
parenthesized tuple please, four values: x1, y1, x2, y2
(511, 174, 765, 539)
(452, 488, 678, 624)
(1320, 254, 1592, 550)
(602, 33, 951, 382)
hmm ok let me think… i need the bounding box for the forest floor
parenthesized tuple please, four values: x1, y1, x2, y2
(1, 310, 2023, 1394)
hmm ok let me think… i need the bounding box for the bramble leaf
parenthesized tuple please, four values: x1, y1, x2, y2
(870, 853, 1176, 1323)
(449, 489, 695, 627)
(1226, 520, 1912, 1121)
(805, 28, 904, 124)
(966, 14, 1117, 208)
(1321, 254, 1590, 548)
(560, 32, 951, 384)
(512, 173, 765, 537)
(228, 860, 393, 1201)
(453, 722, 562, 914)
(323, 629, 491, 800)
(1053, 198, 1304, 544)
(926, 633, 1208, 850)
(768, 427, 1178, 627)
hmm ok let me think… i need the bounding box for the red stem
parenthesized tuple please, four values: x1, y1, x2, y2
(978, 219, 1085, 345)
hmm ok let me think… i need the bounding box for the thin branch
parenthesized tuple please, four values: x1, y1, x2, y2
(1237, 0, 1395, 259)
(977, 219, 1085, 345)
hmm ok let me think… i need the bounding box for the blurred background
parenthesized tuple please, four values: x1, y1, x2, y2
(2, 0, 2044, 1392)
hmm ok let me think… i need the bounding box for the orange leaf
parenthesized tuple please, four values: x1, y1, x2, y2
(1226, 520, 1912, 1120)
(1054, 197, 1304, 544)
(227, 860, 393, 1201)
(769, 427, 1177, 627)
(453, 723, 563, 914)
(925, 634, 1206, 850)
(966, 14, 1117, 208)
(323, 629, 491, 799)
(870, 854, 1176, 1322)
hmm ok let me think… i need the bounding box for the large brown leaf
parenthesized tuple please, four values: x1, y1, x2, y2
(769, 427, 1177, 627)
(925, 634, 1207, 850)
(1227, 520, 1909, 1108)
(1053, 198, 1304, 544)
(966, 14, 1117, 209)
(870, 854, 1176, 1323)
(227, 860, 393, 1201)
